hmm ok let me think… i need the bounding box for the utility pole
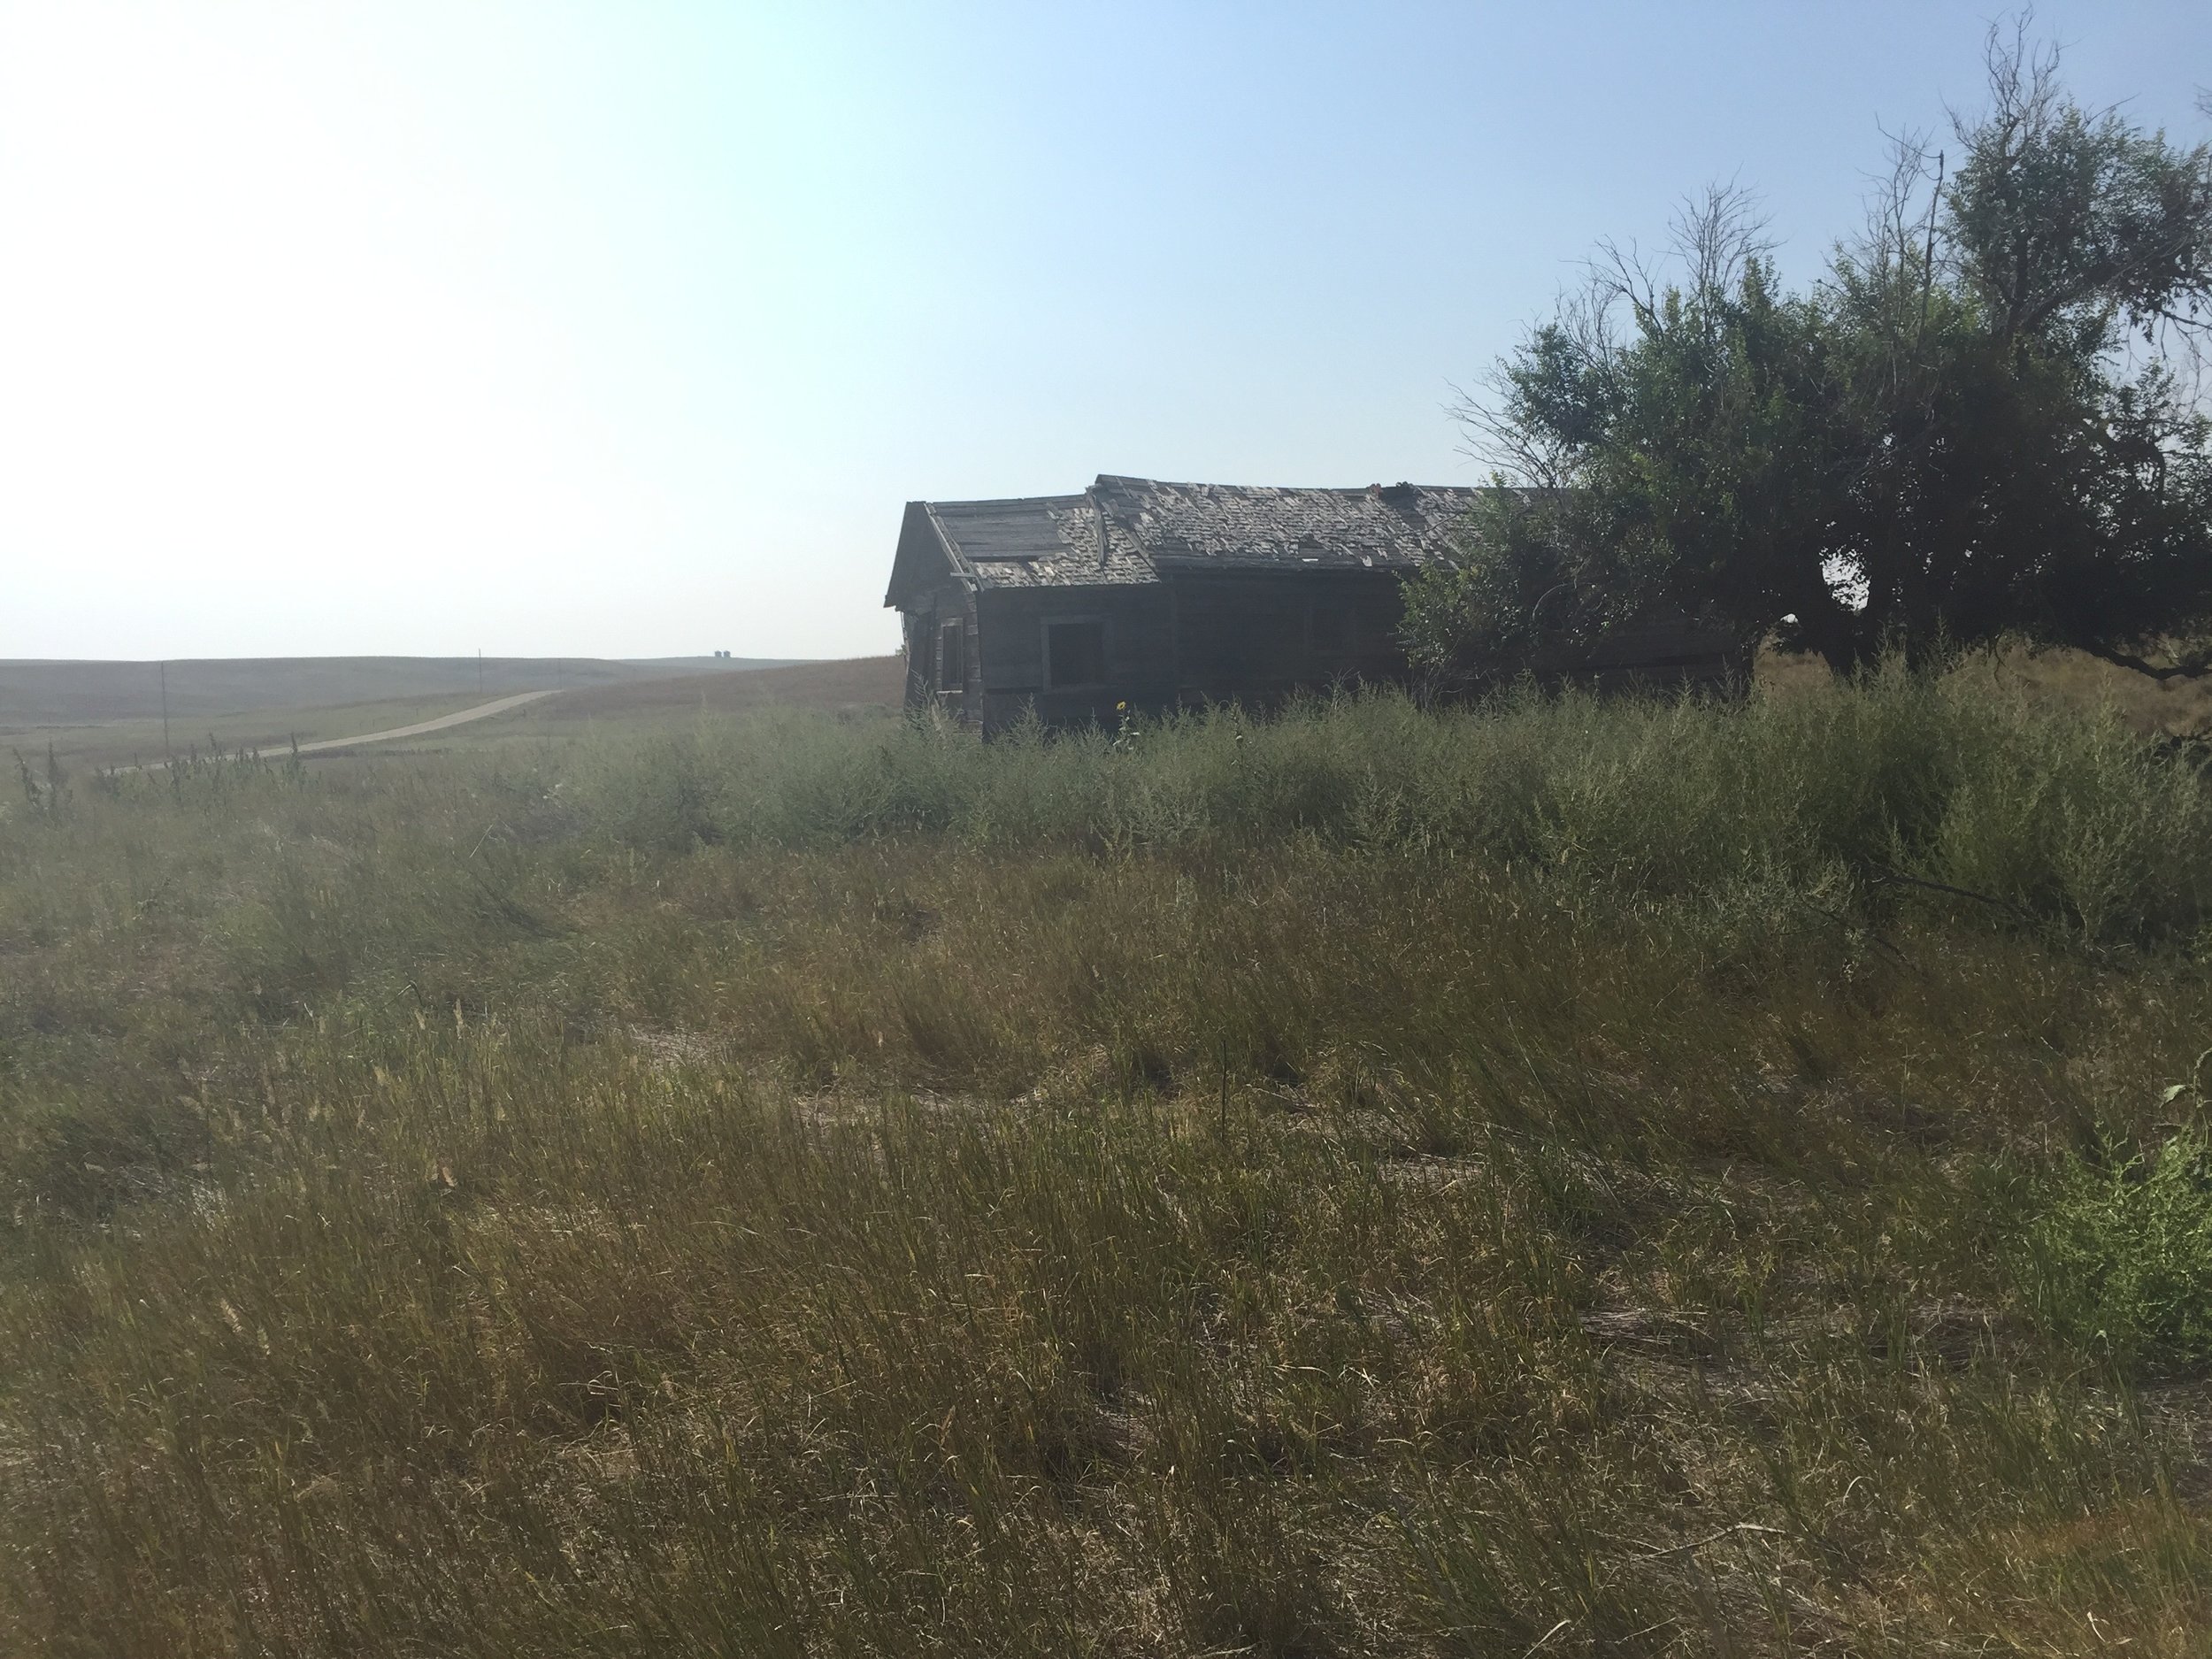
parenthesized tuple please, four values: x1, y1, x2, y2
(159, 661, 171, 763)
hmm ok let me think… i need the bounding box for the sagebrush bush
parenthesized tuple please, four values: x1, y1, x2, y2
(2027, 1123, 2212, 1371)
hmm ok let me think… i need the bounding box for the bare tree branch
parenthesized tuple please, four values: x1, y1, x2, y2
(2078, 642, 2212, 682)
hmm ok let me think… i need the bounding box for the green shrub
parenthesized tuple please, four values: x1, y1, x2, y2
(2025, 1124, 2212, 1371)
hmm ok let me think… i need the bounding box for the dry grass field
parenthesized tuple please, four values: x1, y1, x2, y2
(9, 652, 2212, 1655)
(0, 654, 804, 723)
(0, 654, 818, 769)
(1757, 644, 2212, 733)
(12, 690, 500, 771)
(495, 654, 906, 728)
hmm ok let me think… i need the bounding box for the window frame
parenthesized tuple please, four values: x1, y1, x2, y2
(937, 616, 967, 695)
(1041, 614, 1110, 691)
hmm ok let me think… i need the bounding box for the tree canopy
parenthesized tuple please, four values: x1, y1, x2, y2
(1403, 24, 2212, 681)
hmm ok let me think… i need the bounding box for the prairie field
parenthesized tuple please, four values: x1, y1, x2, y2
(0, 654, 822, 770)
(9, 662, 2212, 1655)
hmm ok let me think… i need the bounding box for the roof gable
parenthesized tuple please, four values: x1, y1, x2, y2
(883, 502, 953, 610)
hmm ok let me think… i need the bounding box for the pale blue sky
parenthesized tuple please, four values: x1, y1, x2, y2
(1, 2, 2205, 661)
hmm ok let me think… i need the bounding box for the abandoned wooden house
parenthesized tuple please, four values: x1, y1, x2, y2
(884, 473, 1737, 726)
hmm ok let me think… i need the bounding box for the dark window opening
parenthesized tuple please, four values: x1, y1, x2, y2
(1045, 619, 1107, 688)
(939, 618, 965, 692)
(1310, 603, 1352, 657)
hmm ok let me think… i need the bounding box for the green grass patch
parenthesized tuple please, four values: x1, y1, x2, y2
(2026, 1123, 2212, 1372)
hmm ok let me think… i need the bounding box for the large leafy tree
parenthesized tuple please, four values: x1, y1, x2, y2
(1405, 25, 2212, 680)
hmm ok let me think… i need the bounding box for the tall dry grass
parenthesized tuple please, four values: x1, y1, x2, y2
(565, 664, 2212, 944)
(6, 667, 2212, 1654)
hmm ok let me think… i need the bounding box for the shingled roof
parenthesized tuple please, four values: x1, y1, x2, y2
(886, 475, 1482, 606)
(1093, 475, 1479, 573)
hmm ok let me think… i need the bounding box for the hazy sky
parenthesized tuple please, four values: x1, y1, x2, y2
(1, 3, 2206, 662)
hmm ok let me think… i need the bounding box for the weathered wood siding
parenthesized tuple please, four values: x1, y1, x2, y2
(918, 577, 1740, 728)
(956, 572, 1424, 728)
(973, 585, 1177, 728)
(1170, 572, 1412, 706)
(902, 580, 983, 714)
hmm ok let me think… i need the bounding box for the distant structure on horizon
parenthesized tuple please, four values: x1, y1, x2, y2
(883, 473, 1737, 728)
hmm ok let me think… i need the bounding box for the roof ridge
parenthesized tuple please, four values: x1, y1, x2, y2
(927, 491, 1089, 510)
(1095, 473, 1478, 495)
